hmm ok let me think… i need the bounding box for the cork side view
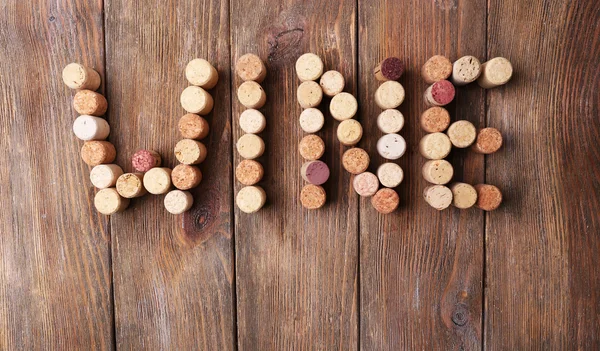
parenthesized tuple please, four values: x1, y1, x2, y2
(181, 86, 214, 115)
(299, 108, 325, 133)
(90, 164, 123, 189)
(422, 55, 453, 84)
(424, 80, 455, 107)
(62, 63, 101, 91)
(236, 53, 267, 83)
(172, 164, 202, 190)
(295, 53, 324, 82)
(419, 132, 452, 160)
(337, 119, 363, 146)
(236, 134, 265, 160)
(175, 139, 208, 165)
(164, 190, 194, 214)
(236, 185, 267, 213)
(420, 107, 451, 133)
(301, 160, 330, 185)
(239, 109, 266, 134)
(297, 81, 323, 109)
(300, 184, 326, 210)
(179, 113, 210, 140)
(422, 159, 454, 185)
(143, 167, 172, 195)
(330, 92, 358, 121)
(186, 58, 219, 89)
(472, 127, 503, 154)
(374, 57, 404, 82)
(377, 109, 405, 134)
(377, 133, 406, 160)
(342, 148, 370, 175)
(319, 70, 345, 97)
(299, 134, 325, 161)
(235, 160, 264, 186)
(375, 81, 405, 109)
(450, 182, 478, 209)
(116, 173, 147, 198)
(237, 81, 266, 109)
(73, 90, 108, 116)
(477, 57, 513, 89)
(94, 188, 129, 215)
(447, 120, 477, 148)
(132, 149, 162, 172)
(371, 188, 400, 214)
(353, 172, 379, 197)
(72, 115, 110, 141)
(423, 185, 453, 210)
(474, 184, 503, 211)
(451, 56, 482, 85)
(81, 141, 116, 166)
(377, 162, 404, 188)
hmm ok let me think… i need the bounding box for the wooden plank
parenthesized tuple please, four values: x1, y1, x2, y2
(0, 0, 113, 349)
(358, 0, 486, 349)
(231, 1, 358, 349)
(485, 0, 600, 349)
(104, 0, 235, 349)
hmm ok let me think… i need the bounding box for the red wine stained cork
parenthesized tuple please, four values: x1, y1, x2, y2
(424, 80, 455, 107)
(477, 57, 513, 89)
(185, 58, 218, 89)
(329, 92, 358, 121)
(474, 184, 503, 211)
(72, 115, 110, 141)
(377, 162, 404, 188)
(94, 188, 129, 215)
(377, 133, 406, 160)
(116, 173, 146, 198)
(172, 164, 202, 190)
(299, 108, 324, 133)
(353, 172, 379, 197)
(450, 182, 478, 209)
(472, 127, 503, 154)
(447, 120, 477, 148)
(235, 53, 267, 83)
(236, 134, 265, 160)
(297, 81, 323, 109)
(181, 86, 214, 115)
(175, 139, 208, 165)
(73, 90, 107, 116)
(179, 113, 209, 140)
(374, 57, 404, 82)
(423, 185, 453, 210)
(299, 134, 325, 161)
(337, 119, 363, 146)
(342, 148, 370, 174)
(300, 184, 326, 210)
(301, 160, 330, 185)
(295, 53, 324, 82)
(62, 63, 101, 91)
(422, 159, 454, 185)
(319, 70, 345, 97)
(239, 109, 266, 134)
(371, 188, 400, 214)
(132, 150, 161, 172)
(377, 109, 404, 134)
(451, 56, 482, 86)
(374, 81, 405, 109)
(81, 141, 116, 166)
(237, 81, 266, 109)
(419, 132, 452, 160)
(143, 167, 172, 194)
(420, 107, 451, 133)
(164, 190, 194, 214)
(421, 55, 453, 84)
(236, 185, 266, 213)
(90, 164, 123, 189)
(235, 159, 263, 186)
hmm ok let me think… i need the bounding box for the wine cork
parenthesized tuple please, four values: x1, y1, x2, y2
(472, 127, 503, 154)
(164, 190, 194, 214)
(423, 185, 453, 210)
(337, 119, 363, 146)
(62, 63, 101, 91)
(299, 108, 324, 133)
(474, 184, 503, 211)
(419, 132, 452, 160)
(295, 53, 324, 82)
(450, 182, 478, 209)
(235, 160, 263, 186)
(421, 55, 452, 84)
(424, 80, 455, 107)
(236, 134, 265, 160)
(375, 81, 405, 109)
(342, 148, 370, 175)
(301, 160, 330, 185)
(236, 185, 266, 213)
(377, 109, 404, 134)
(297, 81, 323, 108)
(132, 149, 161, 172)
(298, 134, 325, 161)
(377, 162, 404, 188)
(81, 141, 116, 166)
(236, 53, 267, 83)
(239, 109, 266, 134)
(116, 173, 146, 198)
(374, 57, 404, 82)
(422, 159, 453, 185)
(420, 107, 451, 133)
(300, 184, 326, 210)
(143, 167, 172, 194)
(94, 188, 129, 215)
(181, 86, 214, 115)
(90, 164, 123, 189)
(319, 70, 345, 97)
(178, 113, 209, 140)
(73, 90, 108, 116)
(377, 133, 406, 160)
(185, 58, 219, 89)
(477, 57, 513, 89)
(447, 120, 477, 148)
(172, 164, 202, 190)
(175, 139, 208, 165)
(329, 92, 358, 121)
(353, 172, 379, 197)
(371, 188, 400, 214)
(237, 81, 266, 109)
(451, 56, 482, 86)
(72, 115, 110, 141)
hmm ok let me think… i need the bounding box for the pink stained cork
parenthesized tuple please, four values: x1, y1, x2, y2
(424, 80, 455, 107)
(132, 150, 162, 172)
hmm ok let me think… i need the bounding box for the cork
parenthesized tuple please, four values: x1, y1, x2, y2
(239, 109, 266, 134)
(472, 127, 503, 154)
(420, 107, 451, 133)
(337, 119, 363, 146)
(116, 173, 147, 198)
(179, 113, 209, 140)
(236, 134, 265, 160)
(477, 57, 513, 89)
(421, 55, 453, 84)
(423, 185, 453, 210)
(236, 185, 266, 213)
(72, 115, 110, 141)
(377, 162, 404, 188)
(185, 58, 219, 89)
(235, 160, 264, 186)
(90, 164, 123, 189)
(299, 134, 325, 161)
(237, 81, 266, 109)
(377, 133, 406, 160)
(300, 184, 326, 210)
(424, 80, 455, 107)
(319, 70, 345, 97)
(422, 159, 453, 185)
(371, 188, 400, 214)
(377, 109, 405, 134)
(474, 184, 503, 211)
(374, 57, 404, 82)
(164, 190, 194, 214)
(175, 139, 208, 165)
(375, 81, 405, 109)
(299, 108, 324, 133)
(172, 164, 202, 190)
(73, 90, 108, 116)
(342, 148, 370, 174)
(295, 53, 324, 82)
(297, 81, 323, 108)
(181, 86, 214, 115)
(62, 63, 101, 91)
(419, 132, 452, 160)
(143, 167, 172, 195)
(81, 141, 116, 166)
(235, 53, 267, 83)
(301, 160, 330, 185)
(447, 120, 477, 148)
(94, 188, 129, 215)
(450, 182, 478, 209)
(451, 56, 481, 86)
(329, 92, 358, 121)
(132, 150, 161, 172)
(353, 172, 379, 197)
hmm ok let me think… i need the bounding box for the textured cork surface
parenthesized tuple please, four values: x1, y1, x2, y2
(236, 53, 267, 83)
(236, 134, 265, 160)
(180, 86, 214, 115)
(353, 172, 379, 197)
(300, 184, 326, 209)
(73, 89, 108, 116)
(422, 159, 454, 185)
(185, 58, 219, 89)
(132, 150, 161, 172)
(342, 148, 370, 174)
(239, 109, 266, 134)
(377, 133, 406, 160)
(337, 119, 363, 146)
(374, 81, 405, 109)
(299, 134, 325, 160)
(451, 56, 481, 85)
(374, 57, 404, 81)
(178, 113, 210, 140)
(377, 109, 404, 134)
(423, 185, 453, 210)
(301, 160, 330, 185)
(474, 184, 503, 211)
(236, 185, 266, 213)
(421, 55, 452, 84)
(237, 81, 266, 109)
(94, 188, 129, 215)
(478, 57, 513, 88)
(81, 141, 116, 166)
(299, 108, 325, 133)
(295, 53, 324, 82)
(90, 164, 123, 189)
(319, 70, 345, 97)
(472, 127, 503, 154)
(419, 132, 452, 160)
(142, 167, 172, 195)
(72, 115, 110, 141)
(371, 188, 400, 214)
(164, 190, 194, 214)
(235, 160, 263, 186)
(447, 120, 477, 148)
(450, 183, 478, 209)
(175, 139, 208, 165)
(376, 162, 404, 188)
(171, 164, 202, 190)
(297, 80, 323, 108)
(420, 107, 451, 133)
(329, 92, 358, 121)
(62, 63, 101, 90)
(116, 173, 146, 198)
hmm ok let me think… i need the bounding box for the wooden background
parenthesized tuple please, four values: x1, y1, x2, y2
(1, 0, 599, 349)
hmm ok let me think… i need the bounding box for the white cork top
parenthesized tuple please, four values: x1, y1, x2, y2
(239, 109, 266, 134)
(299, 108, 325, 133)
(73, 115, 110, 141)
(330, 92, 358, 121)
(377, 109, 404, 134)
(295, 53, 324, 82)
(164, 190, 194, 214)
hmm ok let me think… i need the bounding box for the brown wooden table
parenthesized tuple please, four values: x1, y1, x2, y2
(1, 0, 599, 349)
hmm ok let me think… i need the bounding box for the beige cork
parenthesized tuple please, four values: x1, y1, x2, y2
(299, 108, 324, 133)
(185, 58, 219, 89)
(377, 109, 404, 134)
(377, 133, 406, 160)
(237, 134, 265, 160)
(143, 167, 172, 195)
(374, 81, 405, 109)
(236, 53, 267, 83)
(474, 184, 503, 211)
(300, 184, 326, 210)
(72, 115, 110, 141)
(447, 120, 477, 148)
(171, 164, 202, 190)
(297, 81, 323, 108)
(450, 182, 478, 209)
(451, 56, 482, 86)
(477, 57, 513, 89)
(239, 109, 266, 134)
(62, 63, 101, 91)
(421, 55, 453, 84)
(342, 148, 370, 175)
(181, 86, 214, 115)
(371, 188, 400, 214)
(94, 188, 129, 215)
(235, 159, 264, 186)
(422, 159, 454, 185)
(175, 139, 208, 165)
(423, 185, 453, 210)
(419, 133, 452, 160)
(236, 185, 266, 213)
(329, 92, 358, 121)
(164, 190, 194, 214)
(295, 53, 324, 82)
(116, 173, 146, 198)
(319, 70, 345, 97)
(377, 162, 404, 188)
(179, 113, 210, 140)
(73, 90, 108, 116)
(237, 81, 266, 109)
(90, 164, 123, 189)
(299, 134, 325, 161)
(471, 127, 503, 154)
(337, 119, 363, 146)
(353, 172, 379, 197)
(81, 141, 116, 166)
(420, 107, 451, 133)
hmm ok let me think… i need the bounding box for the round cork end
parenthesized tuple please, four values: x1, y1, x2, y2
(90, 164, 123, 189)
(422, 159, 453, 185)
(353, 172, 379, 197)
(330, 92, 358, 121)
(236, 186, 266, 213)
(337, 119, 363, 146)
(301, 160, 330, 185)
(239, 109, 266, 134)
(236, 159, 264, 186)
(235, 53, 267, 83)
(175, 139, 208, 165)
(377, 109, 404, 134)
(342, 148, 370, 175)
(236, 134, 265, 160)
(94, 188, 129, 215)
(375, 81, 405, 109)
(185, 58, 218, 89)
(376, 133, 406, 160)
(377, 162, 404, 188)
(116, 173, 146, 198)
(299, 134, 325, 161)
(172, 164, 202, 190)
(143, 167, 172, 195)
(419, 133, 452, 160)
(422, 55, 453, 84)
(447, 120, 477, 148)
(478, 57, 513, 88)
(451, 56, 482, 85)
(300, 184, 326, 210)
(81, 141, 116, 166)
(424, 80, 455, 106)
(474, 184, 503, 211)
(423, 185, 453, 210)
(179, 113, 210, 140)
(375, 57, 404, 81)
(420, 107, 451, 133)
(72, 115, 110, 141)
(472, 128, 503, 154)
(237, 81, 266, 109)
(295, 53, 324, 82)
(164, 190, 194, 214)
(73, 90, 108, 116)
(450, 183, 478, 209)
(299, 108, 325, 133)
(62, 63, 101, 90)
(319, 70, 345, 97)
(297, 80, 323, 108)
(181, 86, 214, 115)
(371, 188, 400, 214)
(132, 149, 161, 172)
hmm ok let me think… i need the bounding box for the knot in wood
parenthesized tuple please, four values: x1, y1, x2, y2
(451, 305, 469, 326)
